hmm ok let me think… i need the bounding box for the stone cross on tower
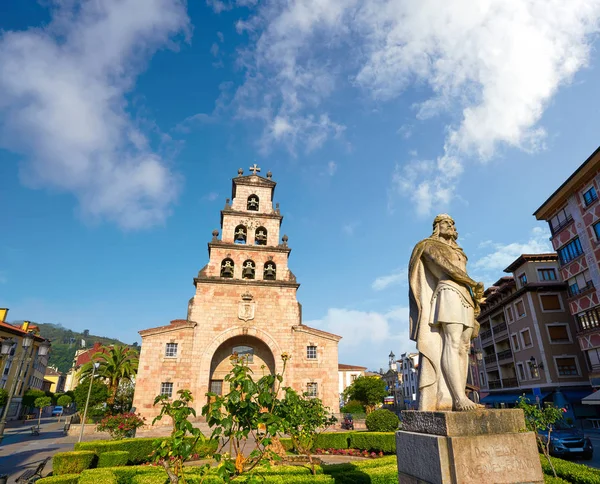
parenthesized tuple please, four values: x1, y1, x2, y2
(249, 164, 261, 175)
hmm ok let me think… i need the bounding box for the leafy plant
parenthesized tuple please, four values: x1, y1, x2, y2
(516, 395, 565, 477)
(73, 380, 110, 418)
(34, 396, 52, 427)
(22, 389, 46, 409)
(0, 388, 8, 408)
(340, 400, 365, 415)
(96, 412, 145, 440)
(152, 389, 206, 484)
(342, 377, 388, 414)
(365, 409, 399, 432)
(57, 394, 73, 407)
(202, 353, 291, 483)
(276, 388, 337, 474)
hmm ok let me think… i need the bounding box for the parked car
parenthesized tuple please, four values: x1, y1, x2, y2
(538, 422, 593, 460)
(51, 406, 63, 417)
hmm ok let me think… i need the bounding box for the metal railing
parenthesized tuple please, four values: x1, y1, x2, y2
(550, 215, 573, 236)
(488, 380, 502, 389)
(501, 378, 518, 388)
(496, 349, 513, 361)
(480, 328, 493, 340)
(493, 322, 508, 334)
(484, 354, 497, 365)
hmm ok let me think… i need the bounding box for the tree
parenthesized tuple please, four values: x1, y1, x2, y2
(34, 396, 52, 427)
(516, 395, 565, 477)
(73, 380, 110, 420)
(57, 394, 72, 407)
(0, 389, 8, 408)
(343, 376, 388, 414)
(79, 345, 139, 405)
(152, 390, 206, 484)
(276, 388, 337, 474)
(22, 389, 46, 410)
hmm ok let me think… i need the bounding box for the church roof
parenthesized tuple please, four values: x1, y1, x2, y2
(292, 324, 342, 342)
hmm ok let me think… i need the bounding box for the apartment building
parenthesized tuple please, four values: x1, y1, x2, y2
(534, 147, 600, 401)
(474, 254, 594, 419)
(398, 352, 419, 410)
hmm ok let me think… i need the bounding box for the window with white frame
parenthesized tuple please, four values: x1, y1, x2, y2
(538, 268, 557, 281)
(547, 324, 571, 343)
(515, 300, 526, 319)
(518, 273, 527, 287)
(539, 294, 562, 311)
(556, 356, 579, 376)
(165, 343, 178, 358)
(549, 207, 572, 234)
(307, 345, 317, 359)
(517, 363, 526, 381)
(567, 270, 594, 297)
(306, 382, 318, 397)
(511, 333, 520, 352)
(160, 382, 173, 398)
(583, 186, 598, 206)
(520, 328, 533, 348)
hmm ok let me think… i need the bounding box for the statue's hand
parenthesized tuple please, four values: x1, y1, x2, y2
(473, 282, 485, 302)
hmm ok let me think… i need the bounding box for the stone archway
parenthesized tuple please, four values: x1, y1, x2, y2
(208, 335, 276, 396)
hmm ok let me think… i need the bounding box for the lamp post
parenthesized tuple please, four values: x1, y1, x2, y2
(78, 362, 100, 443)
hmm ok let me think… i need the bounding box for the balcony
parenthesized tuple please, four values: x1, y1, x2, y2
(488, 380, 502, 389)
(568, 280, 595, 299)
(496, 349, 513, 362)
(480, 328, 493, 341)
(501, 378, 519, 388)
(493, 321, 508, 335)
(550, 214, 573, 236)
(484, 354, 497, 366)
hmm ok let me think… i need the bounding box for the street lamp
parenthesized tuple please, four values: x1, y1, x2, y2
(0, 332, 36, 442)
(78, 362, 100, 443)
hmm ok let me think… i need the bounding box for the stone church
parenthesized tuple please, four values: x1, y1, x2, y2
(133, 166, 341, 421)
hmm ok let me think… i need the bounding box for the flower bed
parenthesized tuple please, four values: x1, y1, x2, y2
(315, 448, 385, 458)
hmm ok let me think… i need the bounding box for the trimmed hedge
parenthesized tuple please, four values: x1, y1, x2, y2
(314, 433, 349, 450)
(279, 438, 294, 452)
(79, 469, 117, 484)
(365, 409, 399, 432)
(75, 436, 217, 464)
(36, 475, 79, 484)
(348, 432, 395, 453)
(544, 477, 572, 484)
(540, 455, 600, 484)
(97, 450, 129, 468)
(53, 451, 97, 475)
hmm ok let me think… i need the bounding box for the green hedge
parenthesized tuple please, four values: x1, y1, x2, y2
(53, 451, 97, 475)
(314, 433, 349, 450)
(79, 469, 117, 484)
(540, 455, 600, 484)
(348, 432, 395, 453)
(97, 451, 129, 468)
(36, 475, 79, 484)
(279, 438, 294, 452)
(365, 409, 399, 432)
(75, 436, 217, 464)
(323, 459, 398, 484)
(544, 476, 572, 484)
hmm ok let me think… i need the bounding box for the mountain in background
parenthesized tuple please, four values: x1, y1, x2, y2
(10, 320, 135, 374)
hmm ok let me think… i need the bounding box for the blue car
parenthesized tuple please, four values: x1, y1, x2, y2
(538, 422, 593, 460)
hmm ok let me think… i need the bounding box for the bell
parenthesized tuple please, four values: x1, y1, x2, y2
(256, 230, 267, 245)
(247, 197, 259, 210)
(264, 264, 276, 280)
(242, 265, 255, 279)
(221, 263, 234, 278)
(235, 228, 246, 242)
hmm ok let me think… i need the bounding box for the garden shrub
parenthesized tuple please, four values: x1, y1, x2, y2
(340, 400, 365, 414)
(314, 432, 349, 450)
(36, 475, 79, 484)
(79, 469, 118, 484)
(53, 451, 97, 475)
(540, 454, 600, 484)
(279, 437, 294, 452)
(349, 432, 396, 453)
(97, 450, 129, 468)
(544, 477, 572, 484)
(364, 409, 399, 432)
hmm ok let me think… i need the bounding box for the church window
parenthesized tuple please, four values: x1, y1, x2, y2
(232, 345, 254, 363)
(264, 261, 276, 280)
(242, 260, 256, 279)
(234, 225, 247, 244)
(210, 380, 223, 396)
(220, 258, 235, 278)
(247, 195, 259, 211)
(160, 382, 173, 398)
(255, 227, 268, 245)
(307, 345, 317, 359)
(306, 382, 318, 397)
(165, 343, 178, 358)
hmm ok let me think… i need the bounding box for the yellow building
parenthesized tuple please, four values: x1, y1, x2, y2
(44, 366, 65, 394)
(0, 309, 51, 421)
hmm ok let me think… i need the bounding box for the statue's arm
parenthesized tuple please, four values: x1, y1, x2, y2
(422, 245, 478, 289)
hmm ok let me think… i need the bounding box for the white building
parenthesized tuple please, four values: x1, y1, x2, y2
(338, 363, 367, 406)
(398, 352, 419, 409)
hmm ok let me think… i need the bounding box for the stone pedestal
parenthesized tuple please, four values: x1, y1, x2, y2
(396, 410, 544, 484)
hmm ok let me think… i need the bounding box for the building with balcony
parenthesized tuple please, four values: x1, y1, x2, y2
(398, 352, 419, 409)
(534, 147, 600, 401)
(474, 254, 594, 419)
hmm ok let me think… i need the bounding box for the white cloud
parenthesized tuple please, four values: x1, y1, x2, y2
(327, 161, 337, 176)
(203, 191, 219, 202)
(372, 267, 408, 291)
(473, 226, 552, 276)
(212, 0, 600, 211)
(210, 43, 219, 57)
(306, 307, 414, 370)
(0, 0, 190, 229)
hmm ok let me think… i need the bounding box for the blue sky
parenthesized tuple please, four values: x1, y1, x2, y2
(2, 0, 600, 372)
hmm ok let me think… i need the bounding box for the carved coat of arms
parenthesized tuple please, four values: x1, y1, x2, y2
(238, 292, 255, 321)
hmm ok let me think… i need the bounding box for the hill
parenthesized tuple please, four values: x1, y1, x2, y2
(12, 321, 134, 373)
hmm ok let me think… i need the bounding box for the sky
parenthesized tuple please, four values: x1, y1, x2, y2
(2, 0, 600, 372)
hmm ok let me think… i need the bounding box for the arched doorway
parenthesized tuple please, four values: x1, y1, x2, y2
(208, 335, 276, 396)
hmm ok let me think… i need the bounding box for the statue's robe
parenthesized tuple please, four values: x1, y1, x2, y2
(408, 237, 478, 411)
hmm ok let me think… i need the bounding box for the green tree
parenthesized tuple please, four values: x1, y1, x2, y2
(343, 376, 388, 414)
(73, 380, 110, 419)
(276, 388, 337, 474)
(22, 389, 46, 410)
(340, 400, 365, 414)
(152, 389, 206, 484)
(0, 389, 8, 408)
(34, 396, 52, 427)
(57, 394, 72, 407)
(516, 395, 565, 477)
(80, 345, 138, 405)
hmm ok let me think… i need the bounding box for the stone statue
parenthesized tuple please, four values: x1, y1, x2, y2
(408, 214, 485, 411)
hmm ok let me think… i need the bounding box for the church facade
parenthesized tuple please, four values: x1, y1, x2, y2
(133, 167, 341, 421)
